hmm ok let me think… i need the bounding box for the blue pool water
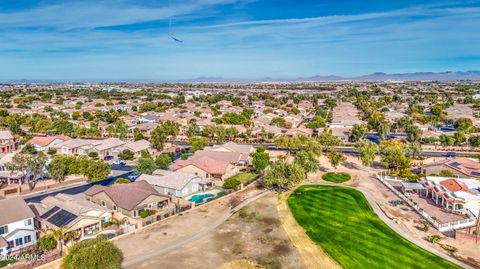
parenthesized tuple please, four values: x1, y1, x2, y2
(189, 193, 215, 204)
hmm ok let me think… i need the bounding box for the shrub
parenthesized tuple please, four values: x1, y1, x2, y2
(422, 222, 430, 232)
(322, 172, 351, 183)
(139, 209, 152, 218)
(61, 236, 123, 269)
(38, 235, 57, 251)
(88, 152, 99, 159)
(440, 244, 457, 253)
(115, 178, 130, 184)
(425, 235, 441, 244)
(118, 149, 134, 160)
(223, 178, 241, 189)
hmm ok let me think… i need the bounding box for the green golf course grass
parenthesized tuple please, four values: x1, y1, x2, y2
(322, 172, 351, 183)
(287, 185, 461, 269)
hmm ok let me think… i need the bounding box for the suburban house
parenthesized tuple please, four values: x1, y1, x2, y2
(84, 181, 172, 219)
(329, 102, 363, 128)
(285, 127, 314, 137)
(137, 169, 210, 198)
(415, 176, 480, 216)
(171, 156, 238, 180)
(27, 135, 71, 151)
(29, 193, 111, 241)
(52, 138, 127, 157)
(119, 139, 152, 157)
(202, 142, 254, 165)
(0, 130, 16, 153)
(421, 157, 480, 178)
(0, 197, 37, 256)
(137, 114, 159, 123)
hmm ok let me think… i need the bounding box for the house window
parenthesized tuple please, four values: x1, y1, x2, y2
(15, 238, 23, 247)
(133, 210, 138, 217)
(24, 235, 31, 244)
(113, 205, 117, 211)
(101, 200, 106, 207)
(24, 219, 32, 226)
(0, 225, 8, 235)
(7, 241, 14, 249)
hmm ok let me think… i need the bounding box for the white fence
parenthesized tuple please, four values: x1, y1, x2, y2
(376, 174, 477, 232)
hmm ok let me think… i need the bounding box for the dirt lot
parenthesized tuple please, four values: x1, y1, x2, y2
(125, 193, 304, 269)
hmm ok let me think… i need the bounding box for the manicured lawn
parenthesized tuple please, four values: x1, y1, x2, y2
(288, 185, 461, 269)
(0, 259, 17, 268)
(321, 172, 351, 183)
(227, 172, 257, 184)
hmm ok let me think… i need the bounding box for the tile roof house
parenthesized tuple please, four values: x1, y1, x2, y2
(0, 197, 37, 256)
(137, 170, 209, 198)
(27, 135, 71, 151)
(85, 181, 171, 219)
(417, 176, 480, 217)
(422, 157, 480, 178)
(0, 130, 16, 153)
(29, 193, 111, 240)
(121, 139, 152, 155)
(171, 156, 238, 180)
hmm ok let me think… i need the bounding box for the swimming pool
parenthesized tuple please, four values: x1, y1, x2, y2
(188, 193, 215, 204)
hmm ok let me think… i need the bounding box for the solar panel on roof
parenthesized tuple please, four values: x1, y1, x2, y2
(47, 209, 77, 227)
(40, 206, 60, 219)
(450, 162, 461, 167)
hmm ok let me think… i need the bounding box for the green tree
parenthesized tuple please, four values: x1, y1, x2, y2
(189, 136, 209, 153)
(305, 115, 326, 129)
(407, 141, 423, 158)
(406, 125, 422, 143)
(454, 118, 474, 133)
(327, 149, 346, 169)
(155, 153, 173, 169)
(263, 161, 305, 190)
(84, 160, 110, 182)
(380, 140, 411, 169)
(118, 149, 134, 160)
(350, 124, 368, 142)
(135, 157, 158, 175)
(223, 177, 241, 189)
(7, 152, 47, 190)
(294, 150, 319, 174)
(37, 235, 57, 252)
(355, 139, 379, 167)
(61, 236, 123, 269)
(133, 128, 145, 141)
(48, 158, 67, 182)
(251, 147, 270, 172)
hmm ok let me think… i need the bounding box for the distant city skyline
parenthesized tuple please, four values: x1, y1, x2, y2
(1, 0, 479, 81)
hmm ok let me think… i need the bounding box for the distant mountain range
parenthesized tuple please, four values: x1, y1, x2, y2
(184, 71, 480, 83)
(3, 71, 480, 84)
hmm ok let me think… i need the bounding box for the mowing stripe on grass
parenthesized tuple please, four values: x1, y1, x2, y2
(288, 185, 462, 269)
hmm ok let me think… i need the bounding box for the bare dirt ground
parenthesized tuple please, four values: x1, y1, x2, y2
(308, 155, 480, 268)
(125, 193, 304, 269)
(277, 191, 341, 269)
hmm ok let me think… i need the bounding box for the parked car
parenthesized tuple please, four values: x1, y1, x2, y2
(127, 172, 139, 180)
(446, 152, 457, 158)
(113, 160, 126, 166)
(104, 155, 114, 161)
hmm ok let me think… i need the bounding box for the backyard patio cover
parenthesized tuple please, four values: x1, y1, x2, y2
(401, 182, 426, 190)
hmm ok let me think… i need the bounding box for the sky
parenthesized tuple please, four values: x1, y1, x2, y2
(0, 0, 479, 82)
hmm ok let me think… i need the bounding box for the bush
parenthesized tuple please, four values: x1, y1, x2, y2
(425, 235, 441, 244)
(61, 236, 123, 269)
(139, 209, 152, 218)
(115, 178, 130, 184)
(322, 172, 351, 183)
(88, 152, 99, 159)
(223, 178, 241, 189)
(118, 149, 134, 160)
(38, 235, 57, 252)
(440, 244, 457, 253)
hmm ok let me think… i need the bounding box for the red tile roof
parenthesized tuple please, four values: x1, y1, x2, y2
(172, 156, 231, 175)
(439, 178, 469, 192)
(28, 135, 71, 147)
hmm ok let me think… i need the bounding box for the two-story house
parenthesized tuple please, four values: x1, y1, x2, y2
(0, 197, 37, 256)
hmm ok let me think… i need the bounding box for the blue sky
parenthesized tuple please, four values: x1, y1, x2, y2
(0, 0, 479, 81)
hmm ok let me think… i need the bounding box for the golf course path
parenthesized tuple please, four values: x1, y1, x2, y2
(307, 183, 474, 269)
(277, 191, 342, 269)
